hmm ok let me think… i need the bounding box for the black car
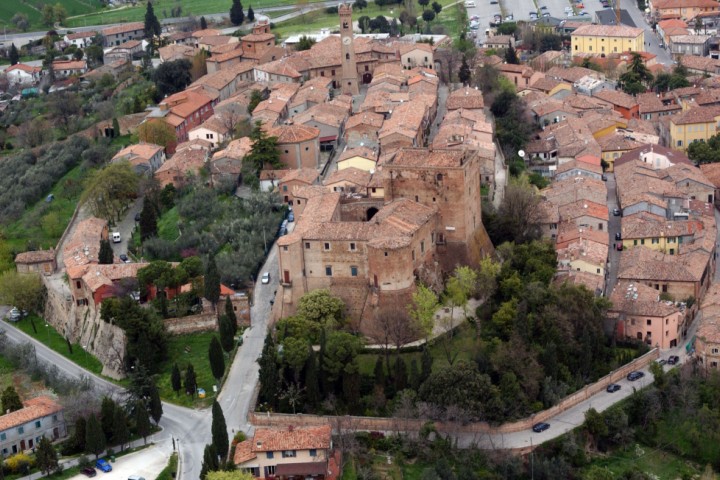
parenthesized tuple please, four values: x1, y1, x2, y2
(627, 371, 645, 381)
(606, 383, 621, 393)
(81, 467, 97, 478)
(119, 254, 130, 263)
(134, 212, 141, 222)
(532, 422, 550, 433)
(615, 232, 622, 240)
(668, 355, 680, 365)
(540, 5, 548, 8)
(613, 208, 622, 216)
(657, 359, 667, 366)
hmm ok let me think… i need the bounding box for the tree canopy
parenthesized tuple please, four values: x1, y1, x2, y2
(80, 162, 139, 223)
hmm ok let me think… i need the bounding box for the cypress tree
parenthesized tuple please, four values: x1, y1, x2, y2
(230, 0, 245, 25)
(342, 362, 361, 412)
(72, 416, 87, 452)
(112, 117, 120, 138)
(35, 436, 59, 474)
(394, 357, 408, 392)
(9, 44, 19, 66)
(134, 400, 151, 444)
(409, 358, 421, 390)
(98, 239, 114, 264)
(144, 1, 161, 38)
(1, 386, 23, 413)
(139, 201, 158, 240)
(204, 256, 221, 307)
(224, 295, 237, 336)
(149, 383, 163, 424)
(373, 356, 385, 388)
(171, 363, 182, 395)
(208, 336, 225, 381)
(304, 347, 320, 408)
(218, 315, 235, 353)
(84, 413, 106, 459)
(200, 16, 208, 29)
(112, 408, 129, 452)
(420, 347, 433, 382)
(200, 444, 219, 480)
(211, 401, 229, 460)
(247, 5, 255, 22)
(184, 363, 197, 397)
(258, 332, 279, 408)
(99, 397, 116, 443)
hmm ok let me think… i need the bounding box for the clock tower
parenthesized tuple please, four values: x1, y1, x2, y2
(338, 3, 359, 96)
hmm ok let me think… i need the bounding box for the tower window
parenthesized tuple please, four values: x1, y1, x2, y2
(346, 53, 350, 60)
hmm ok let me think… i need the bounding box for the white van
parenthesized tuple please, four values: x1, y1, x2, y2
(464, 1, 476, 7)
(111, 232, 121, 243)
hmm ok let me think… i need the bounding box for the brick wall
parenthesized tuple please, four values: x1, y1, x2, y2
(164, 313, 218, 334)
(249, 348, 659, 436)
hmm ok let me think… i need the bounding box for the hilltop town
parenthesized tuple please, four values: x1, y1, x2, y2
(2, 0, 720, 478)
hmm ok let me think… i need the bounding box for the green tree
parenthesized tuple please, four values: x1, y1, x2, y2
(84, 414, 106, 459)
(247, 5, 255, 22)
(418, 0, 430, 8)
(296, 36, 316, 51)
(218, 315, 235, 353)
(206, 471, 255, 480)
(138, 120, 177, 149)
(431, 1, 442, 13)
(204, 256, 221, 307)
(209, 336, 226, 381)
(258, 332, 280, 408)
(584, 408, 608, 448)
(10, 14, 29, 32)
(230, 0, 245, 25)
(304, 347, 320, 407)
(134, 400, 151, 444)
(374, 356, 386, 388)
(185, 363, 198, 397)
(688, 132, 720, 164)
(422, 9, 435, 23)
(35, 436, 59, 475)
(619, 52, 653, 94)
(71, 417, 87, 452)
(149, 383, 163, 424)
(139, 201, 158, 240)
(81, 162, 139, 223)
(100, 397, 116, 442)
(112, 117, 121, 138)
(248, 90, 263, 114)
(98, 239, 114, 264)
(505, 45, 519, 64)
(112, 408, 130, 451)
(152, 59, 192, 98)
(1, 386, 23, 413)
(225, 295, 237, 335)
(323, 331, 363, 383)
(244, 121, 282, 173)
(458, 56, 471, 84)
(42, 4, 55, 26)
(408, 284, 439, 341)
(0, 270, 46, 314)
(200, 16, 208, 29)
(394, 357, 408, 392)
(211, 400, 229, 460)
(296, 289, 345, 330)
(54, 3, 67, 24)
(171, 363, 182, 395)
(282, 337, 309, 383)
(200, 444, 219, 479)
(144, 1, 161, 38)
(9, 44, 19, 66)
(421, 347, 433, 382)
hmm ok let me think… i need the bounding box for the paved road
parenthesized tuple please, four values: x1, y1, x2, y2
(110, 198, 144, 261)
(606, 172, 620, 298)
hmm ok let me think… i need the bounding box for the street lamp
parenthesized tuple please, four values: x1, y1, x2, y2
(44, 324, 50, 344)
(83, 344, 89, 364)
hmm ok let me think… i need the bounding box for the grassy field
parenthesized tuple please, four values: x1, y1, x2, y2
(6, 314, 106, 376)
(155, 331, 229, 408)
(1, 165, 87, 256)
(0, 0, 104, 32)
(582, 444, 704, 479)
(157, 206, 180, 241)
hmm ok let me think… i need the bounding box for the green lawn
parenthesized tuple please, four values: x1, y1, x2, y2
(0, 0, 104, 32)
(6, 314, 105, 376)
(432, 3, 463, 38)
(1, 165, 88, 258)
(156, 453, 178, 480)
(155, 332, 230, 408)
(157, 207, 180, 242)
(582, 444, 703, 479)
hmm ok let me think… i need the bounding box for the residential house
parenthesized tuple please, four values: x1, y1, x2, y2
(557, 239, 608, 276)
(395, 42, 434, 69)
(656, 19, 689, 45)
(154, 139, 211, 187)
(158, 44, 196, 63)
(554, 157, 604, 181)
(378, 100, 428, 152)
(445, 87, 485, 111)
(650, 0, 720, 21)
(104, 39, 143, 63)
(146, 90, 214, 152)
(485, 34, 516, 50)
(197, 35, 239, 52)
(111, 143, 166, 175)
(62, 217, 109, 276)
(598, 134, 644, 171)
(71, 262, 149, 306)
(344, 112, 384, 149)
(288, 77, 332, 116)
(558, 200, 609, 232)
(679, 54, 720, 75)
(260, 169, 319, 204)
(324, 167, 374, 194)
(233, 425, 335, 479)
(664, 105, 720, 150)
(593, 89, 639, 119)
(271, 124, 321, 169)
(615, 144, 693, 170)
(571, 25, 645, 55)
(64, 31, 97, 48)
(610, 280, 685, 348)
(336, 146, 378, 172)
(102, 22, 145, 47)
(0, 396, 66, 456)
(529, 50, 565, 72)
(188, 114, 232, 149)
(293, 102, 350, 150)
(697, 285, 720, 370)
(4, 64, 42, 85)
(14, 250, 56, 276)
(669, 34, 711, 56)
(661, 162, 716, 203)
(51, 60, 87, 77)
(620, 212, 702, 254)
(541, 176, 608, 208)
(81, 58, 132, 81)
(699, 162, 720, 207)
(498, 64, 538, 89)
(254, 59, 304, 83)
(636, 92, 682, 121)
(554, 222, 609, 250)
(210, 137, 253, 186)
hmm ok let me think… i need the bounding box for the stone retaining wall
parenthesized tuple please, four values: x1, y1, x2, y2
(164, 313, 218, 334)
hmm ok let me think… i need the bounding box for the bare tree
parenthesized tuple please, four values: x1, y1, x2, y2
(367, 305, 420, 372)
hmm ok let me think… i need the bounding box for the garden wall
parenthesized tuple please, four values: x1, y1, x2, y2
(248, 348, 660, 437)
(164, 312, 218, 334)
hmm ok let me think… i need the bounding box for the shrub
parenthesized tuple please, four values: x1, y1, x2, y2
(5, 453, 33, 474)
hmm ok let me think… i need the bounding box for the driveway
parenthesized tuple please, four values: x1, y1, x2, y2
(110, 198, 144, 261)
(64, 443, 171, 480)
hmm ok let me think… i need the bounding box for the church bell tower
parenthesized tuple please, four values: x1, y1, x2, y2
(338, 3, 359, 96)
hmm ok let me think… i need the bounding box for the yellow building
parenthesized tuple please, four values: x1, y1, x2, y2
(620, 213, 701, 255)
(668, 106, 720, 151)
(571, 25, 645, 55)
(336, 146, 377, 172)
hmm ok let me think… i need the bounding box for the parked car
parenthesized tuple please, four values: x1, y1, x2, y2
(606, 383, 621, 393)
(134, 212, 141, 222)
(288, 211, 295, 222)
(95, 459, 112, 473)
(616, 242, 623, 251)
(540, 5, 548, 8)
(656, 359, 667, 366)
(613, 208, 622, 216)
(667, 355, 680, 365)
(615, 232, 622, 240)
(470, 14, 480, 20)
(261, 272, 270, 284)
(119, 254, 130, 263)
(8, 307, 21, 322)
(532, 422, 550, 433)
(81, 467, 97, 478)
(542, 12, 550, 16)
(111, 232, 121, 243)
(601, 174, 607, 181)
(627, 371, 645, 381)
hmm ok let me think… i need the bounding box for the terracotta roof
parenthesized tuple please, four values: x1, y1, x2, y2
(446, 87, 485, 110)
(52, 60, 86, 70)
(670, 105, 720, 125)
(15, 249, 55, 264)
(378, 100, 427, 141)
(609, 280, 681, 317)
(618, 245, 710, 283)
(597, 133, 643, 152)
(192, 28, 223, 38)
(160, 90, 213, 120)
(680, 55, 720, 73)
(554, 270, 605, 293)
(198, 35, 236, 47)
(256, 58, 303, 78)
(346, 112, 384, 130)
(112, 143, 163, 163)
(233, 440, 257, 464)
(0, 396, 63, 432)
(63, 217, 108, 271)
(546, 66, 603, 83)
(615, 144, 692, 168)
(294, 103, 349, 128)
(388, 148, 470, 168)
(325, 167, 372, 187)
(6, 63, 41, 74)
(102, 22, 144, 36)
(252, 426, 332, 452)
(557, 238, 609, 269)
(572, 24, 644, 38)
(158, 44, 196, 62)
(270, 124, 320, 144)
(213, 137, 253, 161)
(555, 223, 609, 248)
(699, 163, 720, 187)
(241, 32, 275, 42)
(81, 262, 148, 292)
(653, 0, 719, 9)
(210, 48, 244, 63)
(558, 199, 609, 221)
(593, 89, 638, 110)
(338, 146, 377, 163)
(621, 212, 702, 240)
(67, 31, 97, 40)
(279, 168, 319, 185)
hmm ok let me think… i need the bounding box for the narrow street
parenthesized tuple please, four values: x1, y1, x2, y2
(605, 172, 621, 298)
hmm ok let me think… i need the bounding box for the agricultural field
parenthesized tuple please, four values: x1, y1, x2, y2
(0, 0, 104, 32)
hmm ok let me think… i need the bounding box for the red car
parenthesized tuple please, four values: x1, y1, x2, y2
(616, 242, 623, 251)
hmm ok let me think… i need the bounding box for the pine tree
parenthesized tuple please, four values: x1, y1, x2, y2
(459, 56, 471, 84)
(211, 400, 229, 460)
(258, 332, 279, 408)
(200, 16, 208, 29)
(204, 256, 221, 307)
(112, 408, 130, 451)
(420, 347, 433, 382)
(112, 117, 120, 138)
(200, 444, 219, 480)
(342, 362, 361, 412)
(505, 45, 519, 65)
(149, 383, 163, 424)
(9, 44, 19, 66)
(139, 201, 158, 240)
(208, 336, 225, 381)
(247, 5, 255, 22)
(72, 416, 87, 452)
(394, 357, 408, 392)
(171, 363, 182, 395)
(184, 363, 197, 397)
(218, 315, 235, 353)
(373, 356, 385, 388)
(100, 397, 116, 442)
(144, 1, 161, 38)
(304, 347, 320, 408)
(1, 386, 23, 413)
(98, 239, 114, 264)
(224, 295, 237, 336)
(134, 400, 151, 444)
(84, 413, 106, 459)
(230, 0, 245, 25)
(35, 436, 59, 474)
(409, 358, 420, 390)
